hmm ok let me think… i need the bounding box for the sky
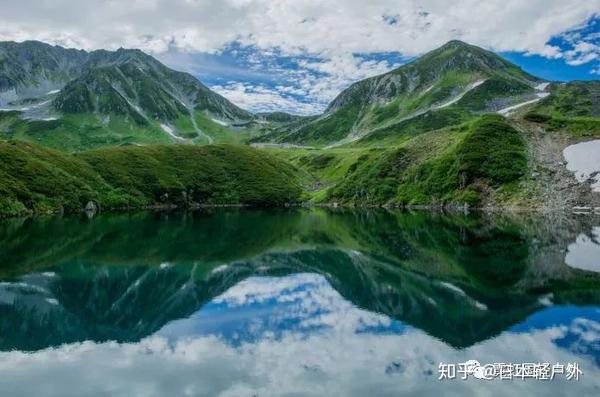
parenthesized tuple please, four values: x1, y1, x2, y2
(0, 0, 598, 115)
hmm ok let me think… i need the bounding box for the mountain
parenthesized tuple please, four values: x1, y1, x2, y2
(54, 48, 251, 122)
(264, 41, 599, 208)
(0, 41, 252, 149)
(1, 39, 598, 211)
(254, 40, 546, 145)
(0, 41, 88, 103)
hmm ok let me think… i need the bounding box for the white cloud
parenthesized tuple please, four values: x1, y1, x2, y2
(0, 1, 599, 113)
(211, 82, 323, 114)
(0, 272, 599, 396)
(563, 42, 600, 66)
(208, 54, 398, 114)
(0, 1, 597, 57)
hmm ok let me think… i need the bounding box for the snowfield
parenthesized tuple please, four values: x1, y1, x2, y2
(563, 140, 600, 192)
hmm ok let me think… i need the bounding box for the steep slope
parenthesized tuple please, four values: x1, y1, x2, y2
(55, 48, 251, 123)
(0, 41, 252, 149)
(257, 40, 542, 146)
(0, 41, 88, 106)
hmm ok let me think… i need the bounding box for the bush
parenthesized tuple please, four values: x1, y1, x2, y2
(523, 112, 551, 123)
(0, 140, 303, 217)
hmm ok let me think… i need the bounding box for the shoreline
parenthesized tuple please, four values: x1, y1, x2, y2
(3, 200, 600, 221)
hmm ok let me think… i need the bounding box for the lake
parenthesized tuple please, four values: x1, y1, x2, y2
(0, 208, 599, 396)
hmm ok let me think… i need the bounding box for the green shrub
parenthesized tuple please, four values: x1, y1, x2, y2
(523, 112, 551, 123)
(0, 140, 303, 217)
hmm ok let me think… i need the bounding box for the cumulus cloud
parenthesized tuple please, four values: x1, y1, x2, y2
(1, 1, 597, 56)
(211, 82, 324, 114)
(1, 272, 599, 396)
(0, 1, 598, 113)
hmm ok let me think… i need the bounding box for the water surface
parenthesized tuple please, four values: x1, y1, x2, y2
(1, 209, 599, 396)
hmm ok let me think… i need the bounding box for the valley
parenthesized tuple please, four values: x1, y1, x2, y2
(1, 39, 599, 217)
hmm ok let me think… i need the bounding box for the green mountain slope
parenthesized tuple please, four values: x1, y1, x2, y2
(0, 140, 302, 217)
(255, 40, 543, 146)
(320, 115, 526, 206)
(0, 41, 252, 149)
(523, 81, 600, 136)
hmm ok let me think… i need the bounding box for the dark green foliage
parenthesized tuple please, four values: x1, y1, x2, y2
(25, 119, 62, 133)
(0, 110, 21, 120)
(523, 112, 552, 123)
(457, 115, 526, 185)
(371, 101, 401, 124)
(327, 148, 410, 204)
(80, 144, 302, 207)
(399, 115, 527, 205)
(179, 131, 199, 139)
(396, 115, 526, 205)
(327, 115, 527, 206)
(0, 140, 302, 217)
(285, 100, 362, 144)
(257, 112, 307, 123)
(305, 154, 336, 170)
(0, 140, 112, 216)
(524, 81, 600, 137)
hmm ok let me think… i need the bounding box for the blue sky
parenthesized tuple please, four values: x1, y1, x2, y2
(1, 1, 598, 115)
(156, 13, 600, 115)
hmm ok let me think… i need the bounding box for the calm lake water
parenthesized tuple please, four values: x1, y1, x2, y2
(0, 208, 599, 396)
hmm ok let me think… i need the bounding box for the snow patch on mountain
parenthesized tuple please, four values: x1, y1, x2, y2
(211, 118, 228, 126)
(433, 79, 487, 110)
(497, 81, 550, 115)
(160, 123, 185, 141)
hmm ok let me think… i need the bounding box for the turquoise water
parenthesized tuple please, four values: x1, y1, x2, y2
(0, 209, 599, 396)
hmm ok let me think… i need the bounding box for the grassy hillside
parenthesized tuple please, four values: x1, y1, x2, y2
(0, 109, 254, 151)
(0, 140, 302, 217)
(523, 81, 600, 137)
(274, 115, 529, 207)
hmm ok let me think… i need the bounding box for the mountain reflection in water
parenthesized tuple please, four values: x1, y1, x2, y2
(0, 209, 599, 396)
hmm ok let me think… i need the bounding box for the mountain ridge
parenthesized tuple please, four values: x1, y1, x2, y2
(254, 40, 548, 146)
(0, 40, 252, 148)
